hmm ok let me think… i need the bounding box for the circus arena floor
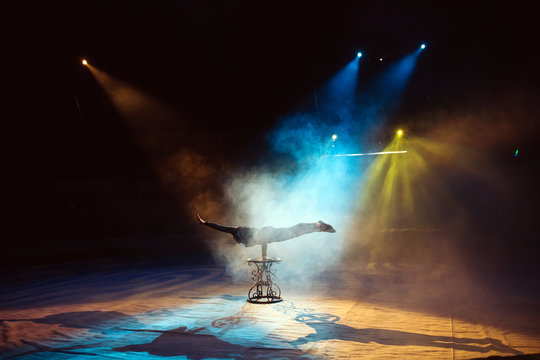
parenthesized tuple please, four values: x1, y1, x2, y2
(2, 262, 540, 360)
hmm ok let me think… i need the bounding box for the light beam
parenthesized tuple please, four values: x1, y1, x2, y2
(320, 55, 361, 104)
(334, 150, 408, 157)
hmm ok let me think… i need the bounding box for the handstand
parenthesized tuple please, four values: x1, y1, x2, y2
(197, 213, 335, 257)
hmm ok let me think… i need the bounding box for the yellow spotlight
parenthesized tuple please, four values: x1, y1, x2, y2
(397, 129, 403, 137)
(82, 59, 88, 66)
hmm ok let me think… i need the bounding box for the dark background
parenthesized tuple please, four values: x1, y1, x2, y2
(2, 1, 539, 280)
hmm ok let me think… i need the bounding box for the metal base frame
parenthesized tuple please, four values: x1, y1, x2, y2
(246, 257, 282, 304)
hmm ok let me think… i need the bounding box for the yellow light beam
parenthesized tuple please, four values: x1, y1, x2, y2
(334, 150, 408, 157)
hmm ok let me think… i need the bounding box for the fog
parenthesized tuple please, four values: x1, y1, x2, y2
(89, 63, 539, 296)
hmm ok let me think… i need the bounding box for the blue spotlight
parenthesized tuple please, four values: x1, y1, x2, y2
(322, 55, 360, 103)
(420, 43, 426, 50)
(373, 50, 419, 109)
(357, 52, 362, 58)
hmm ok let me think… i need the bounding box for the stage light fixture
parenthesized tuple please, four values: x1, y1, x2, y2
(357, 52, 362, 58)
(82, 59, 88, 66)
(397, 129, 403, 136)
(420, 43, 426, 50)
(332, 134, 338, 141)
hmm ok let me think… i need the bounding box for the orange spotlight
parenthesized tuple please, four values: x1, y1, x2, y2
(82, 59, 88, 66)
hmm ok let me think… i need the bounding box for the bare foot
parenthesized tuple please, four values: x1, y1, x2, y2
(196, 213, 206, 225)
(317, 220, 336, 233)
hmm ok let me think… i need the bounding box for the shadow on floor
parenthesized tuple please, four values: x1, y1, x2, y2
(114, 326, 313, 359)
(2, 310, 314, 360)
(289, 313, 522, 355)
(1, 310, 143, 332)
(3, 309, 524, 359)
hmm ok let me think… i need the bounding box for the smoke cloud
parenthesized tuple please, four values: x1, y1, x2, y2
(210, 92, 538, 300)
(89, 63, 539, 296)
(211, 105, 385, 287)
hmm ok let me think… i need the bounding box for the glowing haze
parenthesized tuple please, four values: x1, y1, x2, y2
(85, 55, 538, 295)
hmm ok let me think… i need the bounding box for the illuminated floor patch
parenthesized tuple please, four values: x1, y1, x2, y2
(1, 265, 539, 359)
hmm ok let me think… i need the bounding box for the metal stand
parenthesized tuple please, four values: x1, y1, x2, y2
(246, 243, 282, 303)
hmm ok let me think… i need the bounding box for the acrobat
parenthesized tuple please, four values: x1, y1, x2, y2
(197, 213, 335, 248)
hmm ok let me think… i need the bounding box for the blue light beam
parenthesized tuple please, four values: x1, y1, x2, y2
(373, 50, 420, 109)
(320, 56, 360, 104)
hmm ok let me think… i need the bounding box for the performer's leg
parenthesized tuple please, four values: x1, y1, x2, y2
(257, 221, 335, 244)
(197, 213, 237, 235)
(197, 213, 256, 246)
(203, 221, 238, 234)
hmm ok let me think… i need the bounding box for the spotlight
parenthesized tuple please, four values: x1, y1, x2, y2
(332, 134, 338, 141)
(397, 129, 403, 137)
(82, 59, 88, 66)
(379, 58, 383, 61)
(357, 52, 362, 58)
(420, 43, 426, 50)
